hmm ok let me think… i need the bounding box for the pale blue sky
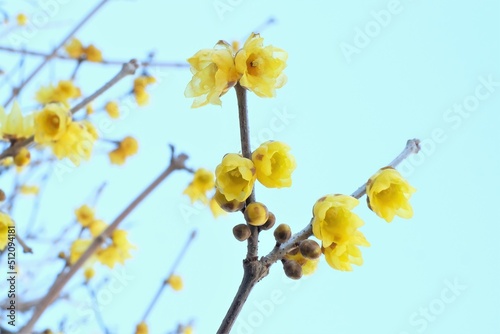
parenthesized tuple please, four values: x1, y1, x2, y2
(1, 0, 499, 333)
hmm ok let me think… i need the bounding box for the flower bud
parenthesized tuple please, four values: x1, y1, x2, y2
(299, 239, 321, 260)
(233, 224, 251, 241)
(244, 202, 269, 226)
(274, 224, 291, 243)
(260, 212, 276, 230)
(14, 147, 30, 167)
(214, 190, 245, 212)
(0, 189, 5, 202)
(283, 260, 302, 280)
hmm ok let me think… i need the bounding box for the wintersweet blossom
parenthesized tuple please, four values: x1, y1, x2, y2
(183, 168, 215, 204)
(215, 153, 256, 202)
(0, 212, 14, 250)
(108, 136, 139, 165)
(234, 33, 287, 97)
(252, 141, 296, 188)
(366, 167, 416, 222)
(0, 102, 34, 140)
(34, 103, 72, 144)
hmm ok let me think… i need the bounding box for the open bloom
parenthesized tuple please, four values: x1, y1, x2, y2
(0, 102, 34, 140)
(64, 38, 103, 62)
(185, 41, 240, 108)
(36, 80, 81, 105)
(97, 230, 134, 268)
(34, 103, 72, 144)
(49, 121, 97, 165)
(312, 194, 369, 271)
(108, 136, 139, 165)
(75, 205, 95, 227)
(366, 167, 416, 222)
(235, 33, 287, 97)
(215, 154, 256, 202)
(183, 168, 215, 204)
(252, 141, 296, 188)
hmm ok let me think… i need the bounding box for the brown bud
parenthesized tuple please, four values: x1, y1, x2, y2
(233, 224, 251, 241)
(274, 224, 291, 244)
(58, 252, 66, 260)
(0, 189, 5, 202)
(260, 212, 276, 230)
(214, 190, 245, 213)
(299, 239, 322, 259)
(244, 202, 269, 226)
(283, 260, 302, 280)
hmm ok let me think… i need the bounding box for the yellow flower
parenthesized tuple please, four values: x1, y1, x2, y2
(81, 120, 99, 140)
(97, 229, 134, 268)
(135, 322, 148, 334)
(0, 212, 14, 250)
(35, 81, 81, 105)
(86, 104, 94, 115)
(209, 195, 226, 218)
(19, 185, 39, 195)
(285, 251, 319, 276)
(16, 14, 28, 26)
(84, 267, 95, 281)
(185, 41, 240, 108)
(14, 147, 31, 167)
(48, 121, 97, 165)
(65, 38, 85, 59)
(0, 102, 35, 140)
(88, 220, 107, 237)
(84, 44, 103, 62)
(252, 141, 296, 188)
(312, 195, 369, 271)
(105, 101, 120, 119)
(366, 167, 416, 222)
(108, 137, 139, 165)
(133, 76, 155, 106)
(183, 168, 215, 204)
(69, 239, 92, 264)
(312, 195, 365, 248)
(34, 103, 72, 144)
(167, 274, 183, 291)
(75, 205, 94, 227)
(235, 33, 287, 97)
(182, 326, 193, 334)
(215, 153, 256, 202)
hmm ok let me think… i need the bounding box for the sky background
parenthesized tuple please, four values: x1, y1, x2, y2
(1, 0, 499, 333)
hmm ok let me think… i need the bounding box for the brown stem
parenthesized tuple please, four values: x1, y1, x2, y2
(0, 59, 138, 161)
(216, 260, 268, 334)
(19, 147, 189, 333)
(2, 0, 110, 108)
(0, 46, 189, 68)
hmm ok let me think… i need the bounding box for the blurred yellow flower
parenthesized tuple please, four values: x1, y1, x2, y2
(215, 153, 256, 202)
(48, 121, 97, 165)
(135, 322, 148, 334)
(105, 101, 120, 119)
(19, 185, 39, 196)
(69, 239, 92, 265)
(88, 220, 107, 237)
(65, 38, 85, 59)
(36, 80, 81, 105)
(75, 205, 95, 227)
(133, 76, 156, 106)
(366, 167, 416, 222)
(0, 212, 14, 251)
(0, 102, 35, 140)
(85, 44, 103, 62)
(185, 41, 240, 108)
(109, 136, 139, 165)
(34, 103, 72, 144)
(16, 13, 28, 26)
(14, 147, 30, 167)
(209, 195, 226, 218)
(252, 141, 296, 188)
(84, 267, 95, 282)
(183, 168, 215, 204)
(235, 33, 287, 97)
(167, 274, 183, 291)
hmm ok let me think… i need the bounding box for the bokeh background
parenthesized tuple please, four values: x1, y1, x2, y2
(1, 0, 499, 333)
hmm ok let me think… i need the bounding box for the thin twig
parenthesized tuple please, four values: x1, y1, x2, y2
(3, 0, 110, 107)
(0, 46, 189, 68)
(19, 146, 190, 333)
(141, 230, 197, 322)
(0, 59, 138, 161)
(15, 233, 33, 253)
(86, 284, 111, 334)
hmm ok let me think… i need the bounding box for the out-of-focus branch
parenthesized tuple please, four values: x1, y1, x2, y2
(3, 0, 111, 108)
(20, 145, 190, 333)
(0, 46, 189, 68)
(0, 59, 138, 161)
